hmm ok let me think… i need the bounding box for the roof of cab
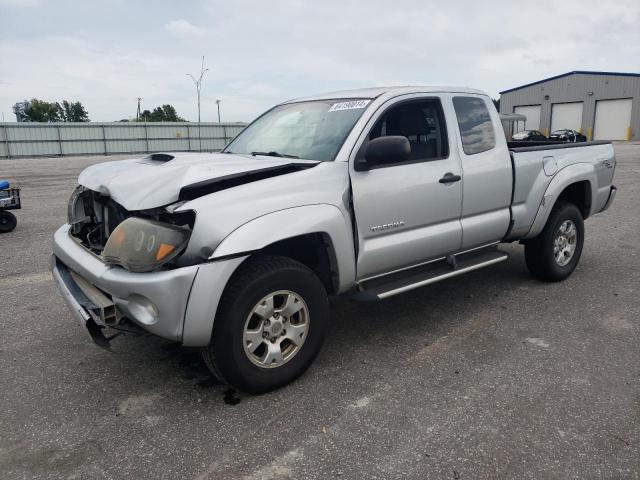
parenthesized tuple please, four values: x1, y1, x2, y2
(286, 85, 487, 103)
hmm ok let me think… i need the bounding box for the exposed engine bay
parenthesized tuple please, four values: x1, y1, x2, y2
(67, 185, 194, 257)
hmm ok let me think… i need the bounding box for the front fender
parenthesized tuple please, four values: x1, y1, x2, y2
(524, 163, 596, 239)
(211, 204, 356, 293)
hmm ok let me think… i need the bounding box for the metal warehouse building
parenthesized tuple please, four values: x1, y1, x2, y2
(499, 71, 640, 141)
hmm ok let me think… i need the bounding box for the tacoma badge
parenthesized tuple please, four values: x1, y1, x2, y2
(370, 221, 405, 232)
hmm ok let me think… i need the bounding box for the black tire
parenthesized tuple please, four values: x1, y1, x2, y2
(0, 211, 17, 233)
(202, 255, 329, 394)
(524, 201, 584, 282)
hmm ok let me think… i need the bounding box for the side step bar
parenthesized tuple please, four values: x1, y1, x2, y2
(355, 247, 509, 300)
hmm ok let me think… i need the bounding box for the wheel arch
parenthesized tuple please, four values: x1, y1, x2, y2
(525, 164, 596, 239)
(254, 232, 339, 294)
(556, 180, 592, 219)
(210, 204, 356, 294)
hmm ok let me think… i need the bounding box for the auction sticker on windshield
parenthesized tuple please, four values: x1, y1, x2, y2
(328, 100, 371, 112)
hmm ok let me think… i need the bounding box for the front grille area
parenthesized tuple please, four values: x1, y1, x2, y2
(67, 186, 195, 256)
(68, 187, 132, 253)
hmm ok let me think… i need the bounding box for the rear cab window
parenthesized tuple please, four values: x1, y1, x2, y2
(452, 96, 496, 155)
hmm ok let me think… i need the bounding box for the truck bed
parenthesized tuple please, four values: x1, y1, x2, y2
(506, 141, 615, 240)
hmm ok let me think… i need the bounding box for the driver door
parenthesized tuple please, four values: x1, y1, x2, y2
(349, 95, 463, 280)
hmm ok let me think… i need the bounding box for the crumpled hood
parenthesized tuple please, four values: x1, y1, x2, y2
(78, 152, 319, 210)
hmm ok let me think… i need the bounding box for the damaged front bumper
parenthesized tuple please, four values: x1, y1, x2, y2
(51, 224, 246, 349)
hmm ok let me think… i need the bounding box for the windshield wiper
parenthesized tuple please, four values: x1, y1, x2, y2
(251, 151, 299, 159)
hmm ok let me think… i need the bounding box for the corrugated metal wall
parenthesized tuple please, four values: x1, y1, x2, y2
(499, 73, 640, 140)
(0, 122, 246, 158)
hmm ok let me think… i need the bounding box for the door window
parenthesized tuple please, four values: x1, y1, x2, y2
(452, 96, 496, 155)
(368, 100, 448, 161)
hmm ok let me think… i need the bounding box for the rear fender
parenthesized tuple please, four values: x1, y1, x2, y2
(524, 164, 596, 239)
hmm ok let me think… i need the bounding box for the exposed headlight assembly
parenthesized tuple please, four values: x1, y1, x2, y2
(103, 217, 190, 272)
(68, 185, 92, 234)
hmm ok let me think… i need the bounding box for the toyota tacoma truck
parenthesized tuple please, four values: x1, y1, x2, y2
(52, 86, 617, 393)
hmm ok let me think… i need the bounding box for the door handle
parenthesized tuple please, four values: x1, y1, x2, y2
(439, 173, 461, 184)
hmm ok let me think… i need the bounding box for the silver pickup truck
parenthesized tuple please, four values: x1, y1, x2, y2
(52, 86, 617, 393)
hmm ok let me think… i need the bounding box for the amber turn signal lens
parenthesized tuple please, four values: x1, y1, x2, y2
(111, 228, 126, 247)
(155, 243, 176, 261)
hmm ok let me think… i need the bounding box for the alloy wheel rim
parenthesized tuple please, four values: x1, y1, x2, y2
(242, 290, 310, 368)
(553, 220, 577, 267)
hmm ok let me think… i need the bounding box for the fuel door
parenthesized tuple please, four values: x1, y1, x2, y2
(543, 156, 557, 176)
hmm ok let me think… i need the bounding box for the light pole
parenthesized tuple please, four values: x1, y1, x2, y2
(187, 56, 208, 151)
(216, 99, 221, 123)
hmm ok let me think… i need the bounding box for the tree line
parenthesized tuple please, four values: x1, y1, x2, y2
(18, 99, 90, 122)
(129, 104, 185, 122)
(15, 98, 187, 122)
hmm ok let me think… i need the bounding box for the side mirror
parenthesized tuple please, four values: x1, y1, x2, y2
(355, 136, 411, 171)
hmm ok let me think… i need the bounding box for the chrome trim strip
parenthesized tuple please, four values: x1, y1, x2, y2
(358, 256, 446, 284)
(454, 241, 500, 257)
(376, 254, 508, 299)
(357, 242, 500, 285)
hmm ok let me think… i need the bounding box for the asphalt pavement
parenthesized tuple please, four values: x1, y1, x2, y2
(0, 146, 638, 479)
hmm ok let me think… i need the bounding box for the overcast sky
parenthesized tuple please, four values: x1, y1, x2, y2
(1, 0, 638, 123)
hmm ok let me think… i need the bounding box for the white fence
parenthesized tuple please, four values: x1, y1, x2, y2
(0, 122, 247, 158)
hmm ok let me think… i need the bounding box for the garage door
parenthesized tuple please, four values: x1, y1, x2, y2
(551, 102, 583, 132)
(594, 98, 633, 140)
(513, 105, 541, 132)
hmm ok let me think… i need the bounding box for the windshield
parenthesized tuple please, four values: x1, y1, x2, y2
(551, 130, 567, 135)
(224, 99, 372, 161)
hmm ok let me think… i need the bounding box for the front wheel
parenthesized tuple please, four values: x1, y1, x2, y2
(0, 211, 17, 233)
(524, 201, 584, 282)
(202, 255, 329, 394)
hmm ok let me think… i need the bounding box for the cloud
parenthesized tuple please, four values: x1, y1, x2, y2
(0, 0, 41, 6)
(164, 19, 205, 39)
(0, 0, 639, 122)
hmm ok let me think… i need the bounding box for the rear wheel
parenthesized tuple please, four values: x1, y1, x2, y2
(0, 211, 16, 233)
(524, 201, 584, 282)
(202, 255, 329, 394)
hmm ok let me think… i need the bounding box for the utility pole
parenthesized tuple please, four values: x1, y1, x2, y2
(216, 99, 221, 123)
(187, 56, 208, 151)
(136, 97, 142, 121)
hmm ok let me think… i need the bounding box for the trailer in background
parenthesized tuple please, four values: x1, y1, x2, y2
(0, 179, 21, 233)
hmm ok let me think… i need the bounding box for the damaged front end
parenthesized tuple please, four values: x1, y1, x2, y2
(57, 186, 199, 349)
(51, 256, 147, 350)
(56, 153, 325, 350)
(67, 186, 194, 266)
